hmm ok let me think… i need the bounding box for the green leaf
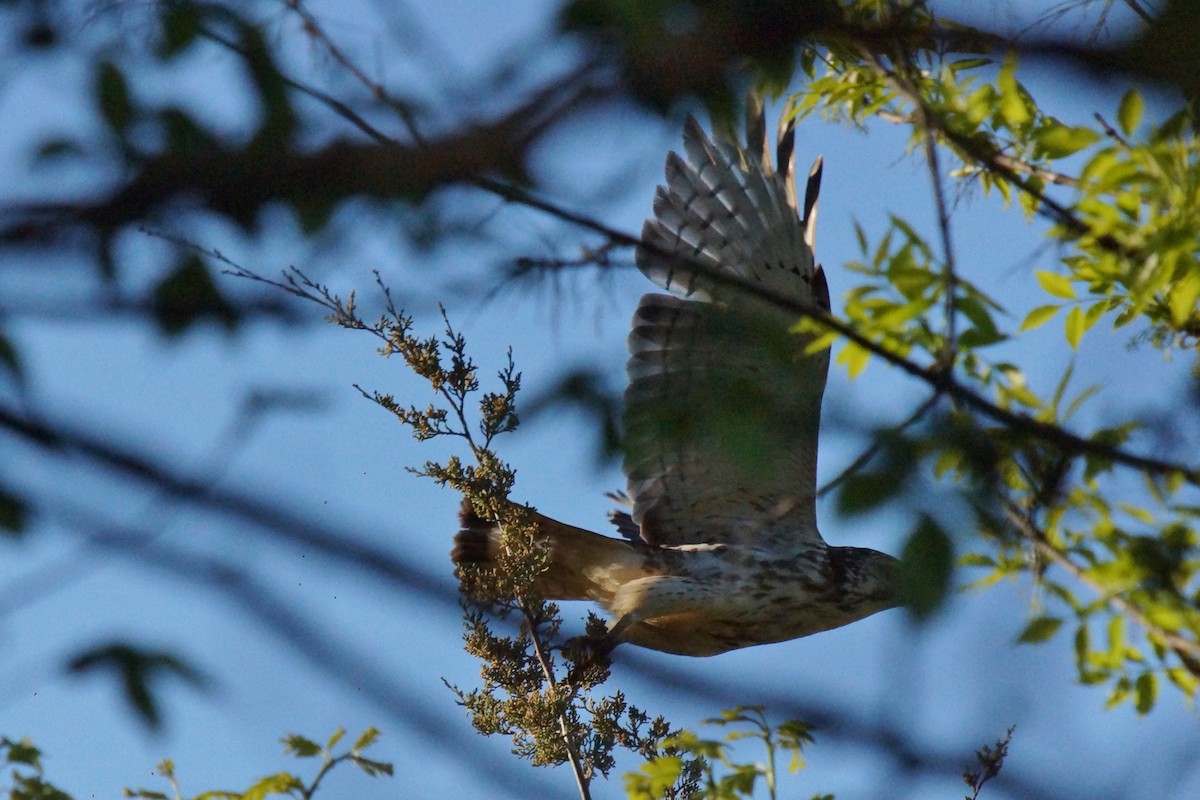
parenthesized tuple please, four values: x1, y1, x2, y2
(1064, 305, 1086, 349)
(352, 727, 380, 752)
(1035, 123, 1101, 158)
(1017, 616, 1064, 644)
(4, 738, 42, 767)
(281, 734, 321, 758)
(1167, 667, 1199, 697)
(350, 756, 394, 778)
(997, 52, 1030, 128)
(1167, 268, 1200, 328)
(241, 772, 303, 800)
(1135, 672, 1158, 714)
(1036, 271, 1076, 299)
(625, 756, 685, 800)
(836, 342, 871, 379)
(1019, 304, 1060, 331)
(897, 516, 954, 619)
(1117, 89, 1143, 136)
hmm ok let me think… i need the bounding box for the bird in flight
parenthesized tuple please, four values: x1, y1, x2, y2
(454, 98, 899, 656)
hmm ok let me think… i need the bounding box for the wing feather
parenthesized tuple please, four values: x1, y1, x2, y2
(627, 107, 829, 550)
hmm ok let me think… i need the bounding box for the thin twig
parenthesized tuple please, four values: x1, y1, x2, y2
(817, 392, 942, 498)
(875, 110, 1079, 187)
(522, 603, 593, 800)
(1093, 112, 1132, 148)
(919, 94, 960, 367)
(282, 0, 423, 136)
(867, 51, 1125, 253)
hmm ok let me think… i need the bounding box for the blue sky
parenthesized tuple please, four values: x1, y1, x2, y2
(2, 1, 1198, 798)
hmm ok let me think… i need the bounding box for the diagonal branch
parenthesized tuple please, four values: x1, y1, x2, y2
(0, 402, 450, 602)
(197, 33, 1200, 486)
(521, 603, 593, 800)
(1001, 498, 1200, 675)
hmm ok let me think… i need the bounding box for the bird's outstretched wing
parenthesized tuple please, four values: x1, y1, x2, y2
(625, 101, 829, 551)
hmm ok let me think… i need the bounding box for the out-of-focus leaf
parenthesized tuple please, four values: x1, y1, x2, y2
(352, 727, 380, 752)
(997, 52, 1031, 128)
(1020, 304, 1060, 331)
(1167, 268, 1200, 328)
(1064, 305, 1086, 349)
(1135, 671, 1158, 714)
(160, 0, 203, 56)
(0, 487, 28, 536)
(0, 334, 22, 386)
(152, 257, 240, 337)
(1017, 616, 1064, 644)
(282, 735, 321, 758)
(96, 61, 134, 135)
(1035, 123, 1101, 158)
(625, 755, 685, 800)
(237, 22, 296, 149)
(34, 138, 86, 163)
(897, 516, 954, 619)
(67, 643, 209, 730)
(1036, 270, 1076, 299)
(1117, 88, 1143, 136)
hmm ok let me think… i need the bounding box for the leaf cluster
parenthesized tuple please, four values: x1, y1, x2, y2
(773, 3, 1200, 714)
(122, 726, 391, 800)
(1, 729, 390, 800)
(626, 706, 823, 800)
(2, 736, 72, 800)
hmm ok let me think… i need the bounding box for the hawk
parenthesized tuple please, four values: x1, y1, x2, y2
(454, 100, 899, 656)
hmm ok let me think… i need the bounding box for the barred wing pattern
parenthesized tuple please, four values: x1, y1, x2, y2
(626, 110, 829, 551)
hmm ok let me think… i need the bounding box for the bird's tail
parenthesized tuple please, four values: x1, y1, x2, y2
(452, 498, 647, 603)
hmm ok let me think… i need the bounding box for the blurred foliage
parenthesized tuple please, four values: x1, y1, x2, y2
(2, 735, 72, 800)
(2, 727, 390, 800)
(66, 642, 209, 730)
(126, 727, 391, 800)
(625, 706, 821, 800)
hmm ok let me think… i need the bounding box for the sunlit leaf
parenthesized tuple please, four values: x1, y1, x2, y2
(997, 52, 1030, 127)
(1035, 123, 1101, 158)
(1019, 304, 1060, 331)
(625, 756, 685, 800)
(1064, 305, 1085, 349)
(1117, 88, 1144, 136)
(1167, 268, 1200, 328)
(1036, 271, 1076, 299)
(353, 727, 380, 752)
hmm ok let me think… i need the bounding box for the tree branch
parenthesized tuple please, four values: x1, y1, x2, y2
(1002, 498, 1200, 674)
(0, 402, 450, 603)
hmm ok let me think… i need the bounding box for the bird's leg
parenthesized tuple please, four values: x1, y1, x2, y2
(606, 612, 633, 642)
(563, 614, 631, 685)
